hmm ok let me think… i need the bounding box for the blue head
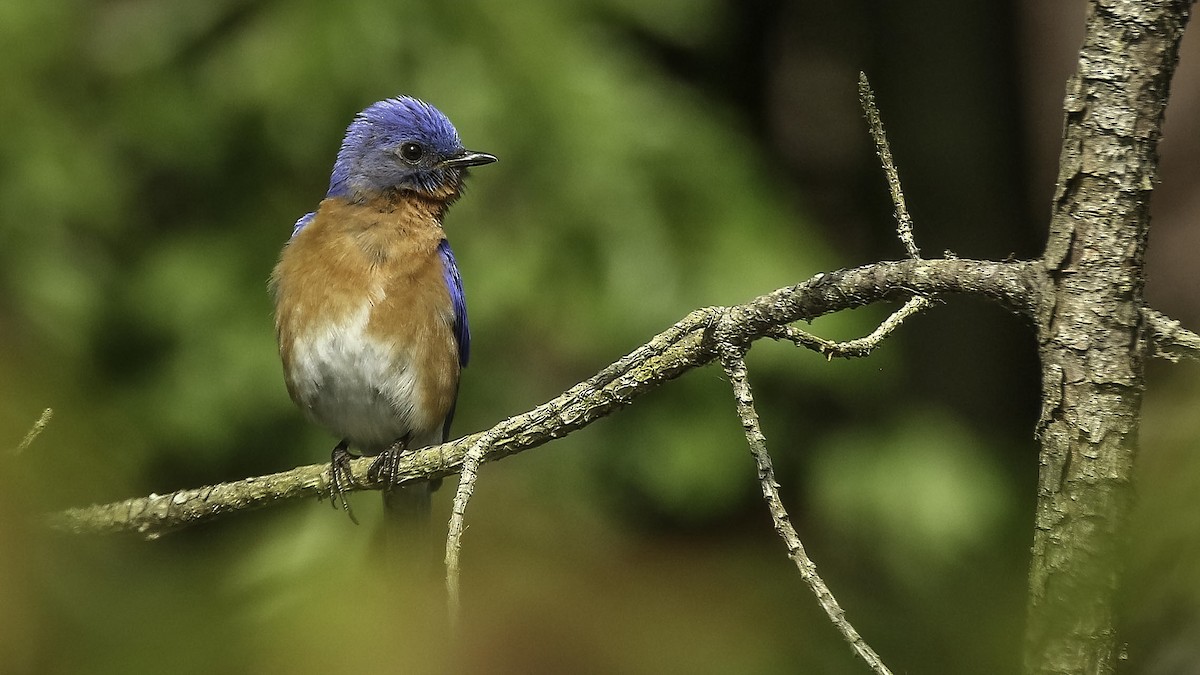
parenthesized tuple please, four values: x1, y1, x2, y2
(328, 96, 496, 201)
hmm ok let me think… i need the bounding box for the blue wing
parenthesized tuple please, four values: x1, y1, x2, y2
(291, 212, 315, 238)
(438, 239, 469, 442)
(438, 239, 470, 368)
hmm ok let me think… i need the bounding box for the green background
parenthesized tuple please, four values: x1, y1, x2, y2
(3, 2, 1199, 673)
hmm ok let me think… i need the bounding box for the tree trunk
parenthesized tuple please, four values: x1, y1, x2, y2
(1026, 1, 1192, 672)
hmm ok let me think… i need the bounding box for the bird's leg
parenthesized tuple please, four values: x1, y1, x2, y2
(368, 433, 411, 494)
(329, 440, 360, 525)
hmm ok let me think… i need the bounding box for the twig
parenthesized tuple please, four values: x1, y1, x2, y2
(767, 295, 932, 358)
(859, 72, 920, 260)
(717, 342, 893, 675)
(14, 408, 53, 455)
(444, 425, 504, 625)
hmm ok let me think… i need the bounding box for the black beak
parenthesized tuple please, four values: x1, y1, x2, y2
(443, 150, 497, 168)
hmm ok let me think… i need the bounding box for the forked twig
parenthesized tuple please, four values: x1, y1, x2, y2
(709, 80, 933, 666)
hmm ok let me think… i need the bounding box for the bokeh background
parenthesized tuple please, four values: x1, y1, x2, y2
(2, 1, 1199, 673)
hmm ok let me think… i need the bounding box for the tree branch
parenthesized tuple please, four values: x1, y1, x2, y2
(46, 257, 1023, 536)
(47, 254, 1197, 540)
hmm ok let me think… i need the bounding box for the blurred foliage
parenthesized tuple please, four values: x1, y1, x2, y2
(6, 1, 1183, 674)
(812, 410, 1012, 587)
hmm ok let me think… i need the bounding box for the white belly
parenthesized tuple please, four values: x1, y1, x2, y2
(286, 303, 437, 452)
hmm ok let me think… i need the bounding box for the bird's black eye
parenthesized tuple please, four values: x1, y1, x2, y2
(399, 142, 424, 162)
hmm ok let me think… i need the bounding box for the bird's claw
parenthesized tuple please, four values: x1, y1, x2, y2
(329, 441, 359, 525)
(368, 436, 408, 494)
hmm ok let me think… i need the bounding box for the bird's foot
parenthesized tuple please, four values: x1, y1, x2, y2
(368, 436, 410, 494)
(329, 440, 360, 525)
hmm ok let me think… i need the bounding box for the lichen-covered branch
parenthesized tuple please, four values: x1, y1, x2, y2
(50, 256, 1032, 536)
(48, 254, 1198, 539)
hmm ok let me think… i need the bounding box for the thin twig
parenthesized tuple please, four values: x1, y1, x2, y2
(718, 343, 893, 675)
(859, 72, 920, 260)
(444, 425, 504, 625)
(767, 295, 932, 358)
(14, 408, 53, 455)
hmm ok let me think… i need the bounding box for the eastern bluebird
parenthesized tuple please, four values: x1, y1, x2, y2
(270, 96, 495, 541)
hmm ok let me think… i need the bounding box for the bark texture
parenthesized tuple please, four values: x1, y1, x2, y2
(1027, 1, 1192, 672)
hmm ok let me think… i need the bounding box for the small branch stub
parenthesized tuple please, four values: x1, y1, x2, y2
(14, 408, 53, 455)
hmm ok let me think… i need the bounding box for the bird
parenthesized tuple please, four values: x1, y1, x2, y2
(269, 96, 495, 554)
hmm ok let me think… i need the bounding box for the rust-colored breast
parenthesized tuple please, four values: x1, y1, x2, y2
(270, 194, 460, 447)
